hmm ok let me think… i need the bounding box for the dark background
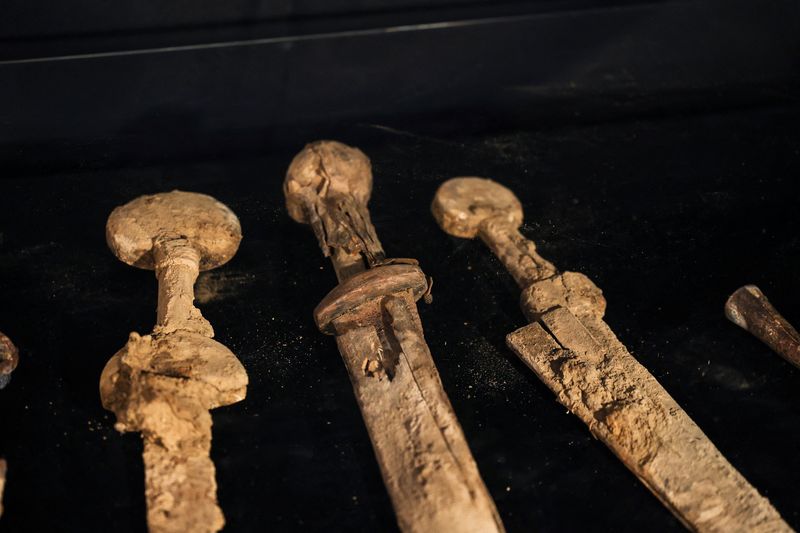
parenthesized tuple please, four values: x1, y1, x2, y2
(1, 0, 799, 531)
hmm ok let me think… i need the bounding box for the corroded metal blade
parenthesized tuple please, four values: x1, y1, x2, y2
(286, 142, 504, 533)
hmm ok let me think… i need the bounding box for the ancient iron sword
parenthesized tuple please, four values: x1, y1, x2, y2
(432, 177, 790, 533)
(726, 285, 800, 369)
(101, 191, 248, 533)
(284, 141, 504, 533)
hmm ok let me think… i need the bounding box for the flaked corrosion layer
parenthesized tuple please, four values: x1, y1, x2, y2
(284, 140, 385, 278)
(333, 294, 505, 533)
(507, 317, 789, 533)
(507, 250, 790, 531)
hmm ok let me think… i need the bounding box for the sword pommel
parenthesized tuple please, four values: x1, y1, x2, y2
(284, 140, 385, 278)
(106, 190, 242, 271)
(431, 177, 523, 238)
(284, 140, 373, 225)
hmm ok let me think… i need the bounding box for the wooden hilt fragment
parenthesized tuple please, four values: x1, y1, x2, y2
(725, 285, 800, 369)
(432, 177, 790, 532)
(285, 142, 504, 533)
(101, 191, 248, 533)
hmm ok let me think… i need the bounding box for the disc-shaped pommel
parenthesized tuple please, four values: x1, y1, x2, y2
(314, 264, 428, 334)
(284, 140, 373, 224)
(432, 177, 523, 238)
(106, 190, 242, 270)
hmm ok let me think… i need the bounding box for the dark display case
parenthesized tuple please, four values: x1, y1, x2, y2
(1, 1, 799, 531)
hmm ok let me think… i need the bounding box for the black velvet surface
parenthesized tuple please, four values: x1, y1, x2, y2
(0, 100, 799, 532)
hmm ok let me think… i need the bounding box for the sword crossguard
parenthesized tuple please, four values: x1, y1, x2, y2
(314, 263, 429, 335)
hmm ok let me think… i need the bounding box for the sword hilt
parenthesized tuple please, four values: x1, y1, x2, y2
(284, 140, 386, 281)
(432, 177, 604, 321)
(432, 177, 557, 288)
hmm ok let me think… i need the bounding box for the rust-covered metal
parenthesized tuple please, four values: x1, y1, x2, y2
(285, 141, 504, 533)
(432, 177, 790, 533)
(726, 285, 800, 369)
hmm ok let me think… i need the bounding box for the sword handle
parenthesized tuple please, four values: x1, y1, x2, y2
(284, 140, 386, 282)
(477, 215, 557, 288)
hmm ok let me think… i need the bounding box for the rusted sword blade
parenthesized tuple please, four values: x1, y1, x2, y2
(432, 177, 790, 533)
(285, 142, 504, 533)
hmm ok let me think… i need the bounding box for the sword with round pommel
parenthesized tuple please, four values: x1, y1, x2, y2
(285, 141, 505, 533)
(101, 191, 248, 533)
(432, 177, 791, 533)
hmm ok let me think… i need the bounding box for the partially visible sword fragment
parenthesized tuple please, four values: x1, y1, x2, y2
(0, 332, 17, 390)
(0, 331, 17, 518)
(432, 177, 790, 533)
(284, 142, 504, 533)
(725, 285, 800, 369)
